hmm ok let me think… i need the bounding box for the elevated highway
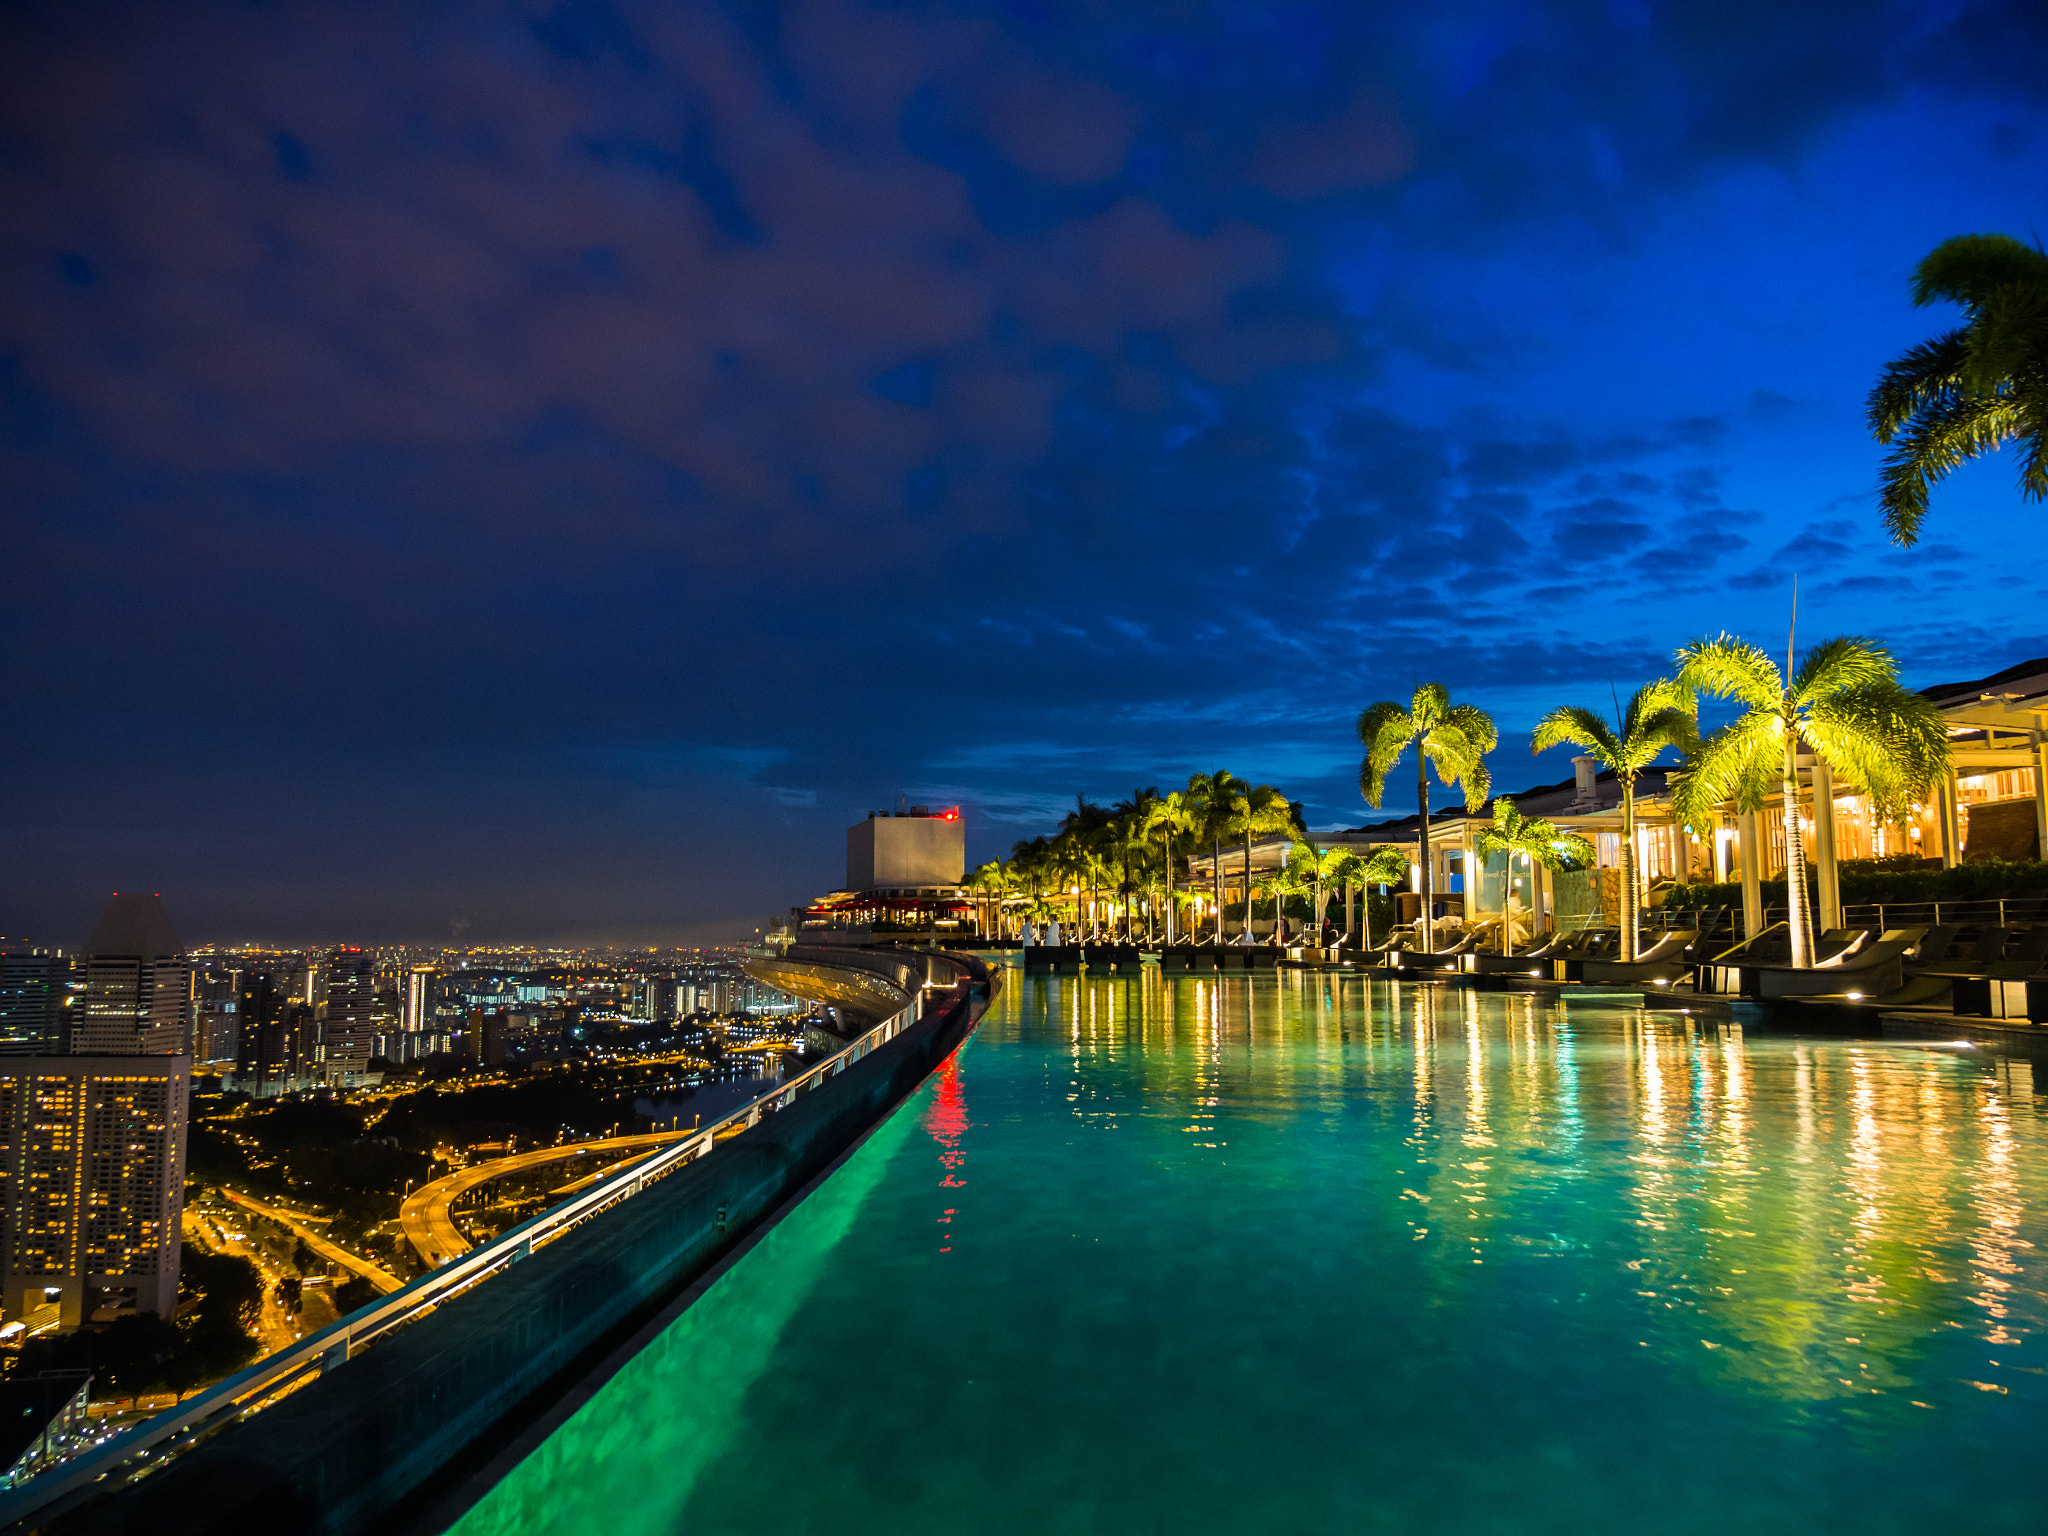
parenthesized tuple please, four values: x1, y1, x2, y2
(398, 1129, 715, 1268)
(26, 945, 994, 1536)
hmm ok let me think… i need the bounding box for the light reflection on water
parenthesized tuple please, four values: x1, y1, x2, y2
(455, 973, 2048, 1536)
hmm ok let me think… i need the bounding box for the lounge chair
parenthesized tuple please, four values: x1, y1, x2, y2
(1576, 929, 1701, 985)
(1748, 929, 1928, 1000)
(1396, 931, 1479, 970)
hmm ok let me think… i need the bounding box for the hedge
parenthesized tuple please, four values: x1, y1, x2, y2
(1665, 858, 2048, 911)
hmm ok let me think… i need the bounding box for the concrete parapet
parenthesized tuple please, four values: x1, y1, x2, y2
(69, 956, 993, 1536)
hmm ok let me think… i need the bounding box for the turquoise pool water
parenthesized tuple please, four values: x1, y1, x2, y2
(454, 972, 2048, 1536)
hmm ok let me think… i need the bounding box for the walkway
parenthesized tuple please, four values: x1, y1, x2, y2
(398, 1129, 711, 1269)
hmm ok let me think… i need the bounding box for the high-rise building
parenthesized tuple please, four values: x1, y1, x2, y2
(402, 966, 438, 1033)
(0, 1055, 189, 1330)
(0, 945, 64, 1056)
(73, 895, 188, 1056)
(190, 967, 242, 1068)
(320, 948, 376, 1076)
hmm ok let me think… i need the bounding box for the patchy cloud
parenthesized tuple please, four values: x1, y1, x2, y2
(2, 0, 2045, 940)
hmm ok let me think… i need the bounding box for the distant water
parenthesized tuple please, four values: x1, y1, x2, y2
(633, 1062, 788, 1131)
(456, 972, 2048, 1536)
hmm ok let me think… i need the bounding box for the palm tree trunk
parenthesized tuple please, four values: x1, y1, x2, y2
(1781, 734, 1814, 968)
(1213, 839, 1223, 942)
(1416, 753, 1433, 953)
(1242, 836, 1254, 942)
(1619, 781, 1638, 962)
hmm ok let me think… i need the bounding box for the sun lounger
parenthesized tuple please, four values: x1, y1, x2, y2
(1749, 929, 1927, 1000)
(1577, 929, 1700, 985)
(1396, 932, 1478, 970)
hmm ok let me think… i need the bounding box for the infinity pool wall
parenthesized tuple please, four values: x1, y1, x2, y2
(456, 970, 2048, 1536)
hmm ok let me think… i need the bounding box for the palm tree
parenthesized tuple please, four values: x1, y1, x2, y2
(1056, 797, 1114, 938)
(1226, 785, 1297, 941)
(1142, 789, 1202, 942)
(1868, 233, 2048, 545)
(1111, 788, 1164, 940)
(1529, 679, 1697, 961)
(1348, 845, 1413, 949)
(1675, 634, 1949, 968)
(1471, 799, 1596, 955)
(1358, 684, 1498, 953)
(1184, 770, 1246, 943)
(1255, 862, 1311, 943)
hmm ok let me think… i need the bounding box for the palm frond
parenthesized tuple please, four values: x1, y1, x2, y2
(1867, 329, 1971, 441)
(1791, 635, 1894, 704)
(1676, 634, 1782, 712)
(1802, 681, 1950, 818)
(1530, 704, 1618, 760)
(1410, 681, 1452, 729)
(1910, 233, 2048, 311)
(1356, 701, 1414, 808)
(1878, 389, 2026, 545)
(1673, 711, 1783, 824)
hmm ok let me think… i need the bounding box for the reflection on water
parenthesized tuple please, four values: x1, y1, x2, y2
(457, 973, 2048, 1536)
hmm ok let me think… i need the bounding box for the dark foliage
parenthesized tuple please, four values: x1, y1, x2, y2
(18, 1246, 263, 1396)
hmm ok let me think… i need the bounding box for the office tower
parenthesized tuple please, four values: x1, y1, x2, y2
(0, 945, 64, 1056)
(321, 948, 376, 1076)
(0, 1055, 190, 1329)
(190, 967, 242, 1068)
(638, 975, 677, 1024)
(466, 1009, 509, 1068)
(73, 894, 188, 1055)
(402, 966, 438, 1033)
(233, 971, 281, 1088)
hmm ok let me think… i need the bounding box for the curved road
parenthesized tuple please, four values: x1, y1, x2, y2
(225, 1189, 406, 1295)
(399, 1129, 712, 1268)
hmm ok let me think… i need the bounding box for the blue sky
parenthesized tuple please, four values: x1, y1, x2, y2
(4, 0, 2046, 945)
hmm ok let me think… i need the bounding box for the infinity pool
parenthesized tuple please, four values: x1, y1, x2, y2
(454, 972, 2048, 1536)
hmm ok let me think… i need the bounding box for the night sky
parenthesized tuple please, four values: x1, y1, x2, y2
(5, 1, 2047, 948)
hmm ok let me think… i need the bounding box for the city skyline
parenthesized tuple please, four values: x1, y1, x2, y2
(5, 2, 2047, 945)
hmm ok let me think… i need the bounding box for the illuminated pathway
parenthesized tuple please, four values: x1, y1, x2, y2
(224, 1190, 405, 1295)
(398, 1129, 714, 1268)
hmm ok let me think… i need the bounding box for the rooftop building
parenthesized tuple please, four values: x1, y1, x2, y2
(72, 894, 188, 1056)
(0, 1055, 189, 1330)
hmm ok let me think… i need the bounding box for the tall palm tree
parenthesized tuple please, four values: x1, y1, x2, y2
(1675, 634, 1949, 969)
(1142, 789, 1201, 942)
(1226, 785, 1296, 940)
(1111, 788, 1163, 940)
(1184, 770, 1246, 942)
(1056, 797, 1114, 938)
(1471, 799, 1596, 955)
(1529, 679, 1697, 961)
(1358, 684, 1498, 953)
(1868, 233, 2048, 545)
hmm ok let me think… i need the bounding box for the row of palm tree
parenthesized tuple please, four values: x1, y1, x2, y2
(973, 627, 1946, 971)
(969, 772, 1405, 947)
(1354, 630, 1949, 968)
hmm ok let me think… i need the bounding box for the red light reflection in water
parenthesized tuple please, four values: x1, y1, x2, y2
(924, 1053, 968, 1253)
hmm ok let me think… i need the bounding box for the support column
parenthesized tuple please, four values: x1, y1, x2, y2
(2033, 730, 2048, 863)
(1738, 810, 1764, 938)
(1939, 772, 1962, 869)
(1458, 817, 1476, 927)
(1529, 858, 1548, 942)
(1813, 758, 1842, 932)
